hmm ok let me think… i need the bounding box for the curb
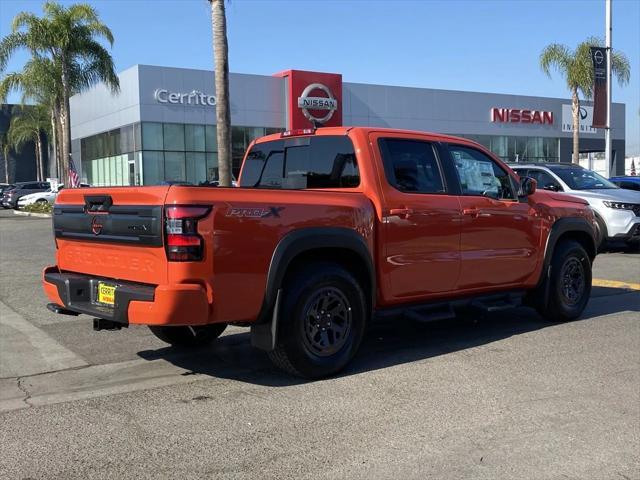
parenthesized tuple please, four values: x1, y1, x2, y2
(12, 210, 52, 218)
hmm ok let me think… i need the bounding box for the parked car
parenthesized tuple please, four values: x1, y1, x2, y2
(0, 183, 15, 195)
(1, 181, 50, 209)
(44, 127, 597, 378)
(199, 175, 238, 187)
(511, 163, 640, 250)
(17, 188, 59, 207)
(609, 176, 640, 192)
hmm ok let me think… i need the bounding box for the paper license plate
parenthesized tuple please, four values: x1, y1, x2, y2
(97, 283, 116, 305)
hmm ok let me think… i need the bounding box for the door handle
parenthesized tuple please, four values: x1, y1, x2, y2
(462, 208, 491, 218)
(390, 208, 414, 218)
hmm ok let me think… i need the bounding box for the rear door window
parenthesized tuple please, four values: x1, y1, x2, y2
(240, 136, 359, 189)
(378, 138, 446, 193)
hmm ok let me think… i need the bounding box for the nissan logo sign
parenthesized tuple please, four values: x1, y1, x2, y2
(154, 89, 216, 106)
(297, 83, 338, 125)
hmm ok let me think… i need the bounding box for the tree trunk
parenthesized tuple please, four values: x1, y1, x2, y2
(3, 147, 9, 183)
(55, 107, 64, 181)
(34, 135, 41, 182)
(211, 0, 232, 187)
(50, 112, 58, 179)
(571, 88, 580, 164)
(37, 133, 45, 183)
(60, 66, 72, 185)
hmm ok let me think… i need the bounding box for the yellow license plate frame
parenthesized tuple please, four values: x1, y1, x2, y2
(97, 283, 116, 305)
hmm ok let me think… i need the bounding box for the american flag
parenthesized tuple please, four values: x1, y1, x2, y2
(68, 157, 80, 188)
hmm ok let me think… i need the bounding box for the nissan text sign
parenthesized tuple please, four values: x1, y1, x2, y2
(491, 107, 554, 125)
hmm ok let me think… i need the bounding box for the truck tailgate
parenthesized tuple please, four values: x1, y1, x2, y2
(53, 186, 171, 285)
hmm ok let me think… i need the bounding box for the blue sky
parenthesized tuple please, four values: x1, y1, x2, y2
(1, 0, 639, 155)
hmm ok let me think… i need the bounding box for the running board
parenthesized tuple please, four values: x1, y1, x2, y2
(403, 305, 455, 324)
(469, 293, 523, 313)
(375, 291, 526, 322)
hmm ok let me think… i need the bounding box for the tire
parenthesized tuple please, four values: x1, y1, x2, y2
(535, 240, 592, 322)
(148, 323, 227, 347)
(268, 262, 367, 379)
(36, 199, 47, 204)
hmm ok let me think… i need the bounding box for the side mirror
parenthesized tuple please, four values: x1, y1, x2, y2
(519, 176, 537, 197)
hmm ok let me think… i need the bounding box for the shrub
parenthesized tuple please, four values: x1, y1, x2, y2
(23, 202, 53, 214)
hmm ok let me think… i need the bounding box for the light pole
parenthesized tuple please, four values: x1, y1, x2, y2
(605, 0, 612, 177)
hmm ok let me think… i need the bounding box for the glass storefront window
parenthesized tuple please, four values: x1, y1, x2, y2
(143, 151, 164, 185)
(81, 123, 282, 186)
(165, 151, 186, 181)
(206, 152, 218, 181)
(186, 152, 207, 184)
(142, 123, 163, 150)
(185, 124, 205, 152)
(457, 134, 559, 163)
(163, 123, 185, 151)
(205, 125, 217, 152)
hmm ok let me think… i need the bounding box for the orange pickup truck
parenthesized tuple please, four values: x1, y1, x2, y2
(43, 127, 597, 378)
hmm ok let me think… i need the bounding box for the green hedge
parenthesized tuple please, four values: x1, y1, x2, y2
(23, 202, 53, 214)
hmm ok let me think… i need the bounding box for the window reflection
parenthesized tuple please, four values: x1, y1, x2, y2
(460, 134, 559, 163)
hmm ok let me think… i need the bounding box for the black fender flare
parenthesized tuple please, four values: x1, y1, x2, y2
(528, 216, 596, 306)
(251, 227, 375, 351)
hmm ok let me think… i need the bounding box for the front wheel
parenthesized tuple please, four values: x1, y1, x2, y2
(535, 240, 592, 322)
(148, 323, 227, 347)
(268, 262, 367, 379)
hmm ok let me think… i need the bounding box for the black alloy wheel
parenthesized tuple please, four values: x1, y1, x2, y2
(535, 239, 592, 322)
(268, 262, 367, 379)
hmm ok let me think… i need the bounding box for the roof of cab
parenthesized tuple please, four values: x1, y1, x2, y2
(254, 126, 483, 148)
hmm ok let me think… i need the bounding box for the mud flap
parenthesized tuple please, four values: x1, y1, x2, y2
(250, 289, 282, 351)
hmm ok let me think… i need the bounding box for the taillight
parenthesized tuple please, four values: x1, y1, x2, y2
(281, 128, 315, 138)
(164, 205, 211, 261)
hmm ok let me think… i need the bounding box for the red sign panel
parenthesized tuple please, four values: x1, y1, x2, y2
(273, 70, 343, 129)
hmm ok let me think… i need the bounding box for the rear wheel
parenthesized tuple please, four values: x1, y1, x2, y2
(535, 240, 592, 322)
(148, 323, 227, 347)
(268, 262, 367, 379)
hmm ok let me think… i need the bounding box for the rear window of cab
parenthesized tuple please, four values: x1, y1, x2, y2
(239, 135, 359, 189)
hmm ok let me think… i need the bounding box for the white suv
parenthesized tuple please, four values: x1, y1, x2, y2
(511, 163, 640, 250)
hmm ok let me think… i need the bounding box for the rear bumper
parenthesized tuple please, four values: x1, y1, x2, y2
(42, 266, 211, 326)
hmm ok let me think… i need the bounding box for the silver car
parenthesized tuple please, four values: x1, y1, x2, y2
(511, 163, 640, 250)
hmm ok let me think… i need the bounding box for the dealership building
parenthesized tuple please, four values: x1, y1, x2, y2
(69, 64, 626, 186)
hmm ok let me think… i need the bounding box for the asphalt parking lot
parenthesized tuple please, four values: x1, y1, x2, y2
(0, 208, 638, 480)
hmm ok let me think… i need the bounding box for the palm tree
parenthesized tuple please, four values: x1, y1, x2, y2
(540, 37, 630, 164)
(7, 106, 50, 181)
(0, 57, 62, 178)
(0, 132, 11, 183)
(0, 1, 119, 184)
(209, 0, 232, 187)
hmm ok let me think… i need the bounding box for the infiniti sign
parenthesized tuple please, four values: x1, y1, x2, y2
(154, 89, 216, 106)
